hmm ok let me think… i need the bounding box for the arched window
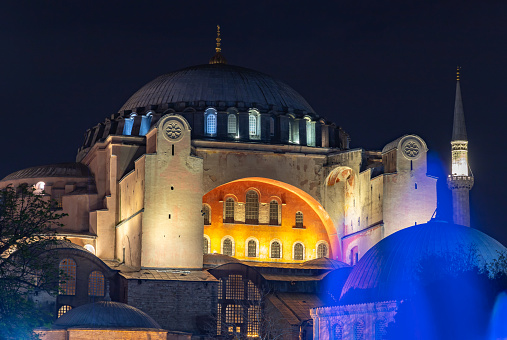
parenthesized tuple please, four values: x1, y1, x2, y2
(295, 211, 304, 228)
(294, 243, 304, 261)
(245, 191, 259, 224)
(375, 319, 387, 340)
(59, 259, 76, 295)
(306, 118, 315, 146)
(205, 108, 217, 136)
(88, 271, 105, 297)
(317, 243, 328, 259)
(269, 200, 279, 225)
(354, 321, 364, 340)
(225, 198, 235, 223)
(247, 240, 257, 257)
(288, 120, 293, 143)
(203, 205, 211, 225)
(269, 117, 275, 136)
(123, 113, 136, 135)
(334, 323, 343, 340)
(228, 114, 237, 134)
(203, 237, 209, 254)
(223, 238, 233, 256)
(350, 246, 359, 265)
(139, 111, 153, 136)
(270, 241, 281, 259)
(58, 305, 72, 318)
(248, 109, 260, 139)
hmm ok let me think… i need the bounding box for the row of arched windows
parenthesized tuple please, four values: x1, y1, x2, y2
(59, 258, 105, 297)
(203, 237, 328, 260)
(332, 319, 387, 340)
(123, 111, 153, 136)
(203, 191, 304, 227)
(203, 108, 314, 145)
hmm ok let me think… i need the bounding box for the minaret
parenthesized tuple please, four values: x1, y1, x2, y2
(447, 67, 474, 227)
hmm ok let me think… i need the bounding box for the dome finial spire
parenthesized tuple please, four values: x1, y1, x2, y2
(209, 25, 227, 64)
(216, 25, 221, 53)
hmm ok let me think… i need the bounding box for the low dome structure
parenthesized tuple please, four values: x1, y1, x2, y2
(300, 257, 350, 270)
(340, 220, 507, 304)
(54, 301, 161, 329)
(119, 64, 315, 115)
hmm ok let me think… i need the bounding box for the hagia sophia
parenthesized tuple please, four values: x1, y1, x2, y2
(1, 28, 506, 339)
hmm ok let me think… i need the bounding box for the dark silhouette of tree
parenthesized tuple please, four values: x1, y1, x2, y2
(0, 184, 66, 339)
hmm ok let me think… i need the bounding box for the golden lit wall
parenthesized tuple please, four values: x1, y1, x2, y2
(203, 177, 334, 262)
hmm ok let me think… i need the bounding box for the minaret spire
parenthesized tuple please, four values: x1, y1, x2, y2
(209, 25, 227, 65)
(452, 67, 467, 141)
(447, 67, 474, 227)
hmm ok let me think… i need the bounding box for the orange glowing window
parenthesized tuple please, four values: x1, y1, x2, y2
(247, 280, 260, 300)
(294, 243, 304, 260)
(269, 200, 279, 225)
(59, 258, 76, 295)
(226, 304, 243, 324)
(223, 238, 233, 256)
(245, 191, 259, 224)
(226, 275, 244, 299)
(225, 198, 235, 223)
(317, 243, 328, 259)
(247, 240, 256, 257)
(88, 271, 104, 297)
(295, 211, 304, 228)
(57, 305, 72, 317)
(247, 305, 261, 337)
(203, 205, 211, 225)
(270, 241, 281, 259)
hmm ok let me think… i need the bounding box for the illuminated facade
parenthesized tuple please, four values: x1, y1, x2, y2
(1, 32, 454, 338)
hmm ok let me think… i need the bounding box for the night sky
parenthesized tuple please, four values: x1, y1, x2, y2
(1, 2, 506, 246)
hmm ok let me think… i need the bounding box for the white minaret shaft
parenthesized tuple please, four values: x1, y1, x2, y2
(447, 67, 474, 227)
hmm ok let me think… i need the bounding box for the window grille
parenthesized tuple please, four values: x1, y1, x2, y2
(223, 238, 233, 256)
(247, 240, 256, 257)
(217, 304, 222, 335)
(88, 271, 104, 297)
(354, 321, 364, 340)
(294, 243, 304, 260)
(226, 304, 243, 324)
(317, 243, 328, 258)
(271, 241, 281, 259)
(205, 109, 217, 135)
(269, 200, 279, 225)
(375, 319, 387, 340)
(58, 305, 72, 318)
(247, 280, 260, 300)
(225, 198, 235, 223)
(218, 278, 224, 299)
(247, 306, 261, 337)
(203, 238, 209, 254)
(59, 258, 76, 295)
(245, 191, 259, 224)
(228, 114, 237, 134)
(334, 324, 343, 340)
(203, 205, 210, 225)
(249, 114, 257, 136)
(226, 275, 244, 300)
(295, 211, 304, 228)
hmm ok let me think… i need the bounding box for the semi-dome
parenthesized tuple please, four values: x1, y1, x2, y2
(54, 301, 161, 329)
(340, 220, 507, 304)
(2, 162, 92, 181)
(119, 63, 315, 115)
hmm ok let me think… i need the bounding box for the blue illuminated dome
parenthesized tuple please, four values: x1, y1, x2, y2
(340, 220, 507, 304)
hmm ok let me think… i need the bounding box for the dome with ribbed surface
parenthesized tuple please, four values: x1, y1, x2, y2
(54, 301, 161, 329)
(2, 162, 92, 181)
(119, 64, 315, 114)
(340, 221, 507, 304)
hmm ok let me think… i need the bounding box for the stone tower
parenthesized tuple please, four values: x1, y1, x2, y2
(447, 68, 474, 227)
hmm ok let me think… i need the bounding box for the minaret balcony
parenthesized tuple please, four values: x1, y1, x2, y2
(447, 175, 474, 190)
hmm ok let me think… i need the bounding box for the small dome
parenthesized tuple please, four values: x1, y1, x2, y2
(119, 63, 315, 115)
(340, 221, 507, 304)
(2, 162, 92, 181)
(300, 257, 350, 270)
(54, 301, 161, 329)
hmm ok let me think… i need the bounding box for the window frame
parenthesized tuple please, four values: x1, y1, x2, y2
(270, 240, 282, 259)
(293, 242, 305, 261)
(245, 190, 259, 224)
(204, 108, 218, 136)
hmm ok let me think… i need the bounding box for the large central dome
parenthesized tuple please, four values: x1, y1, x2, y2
(119, 63, 315, 114)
